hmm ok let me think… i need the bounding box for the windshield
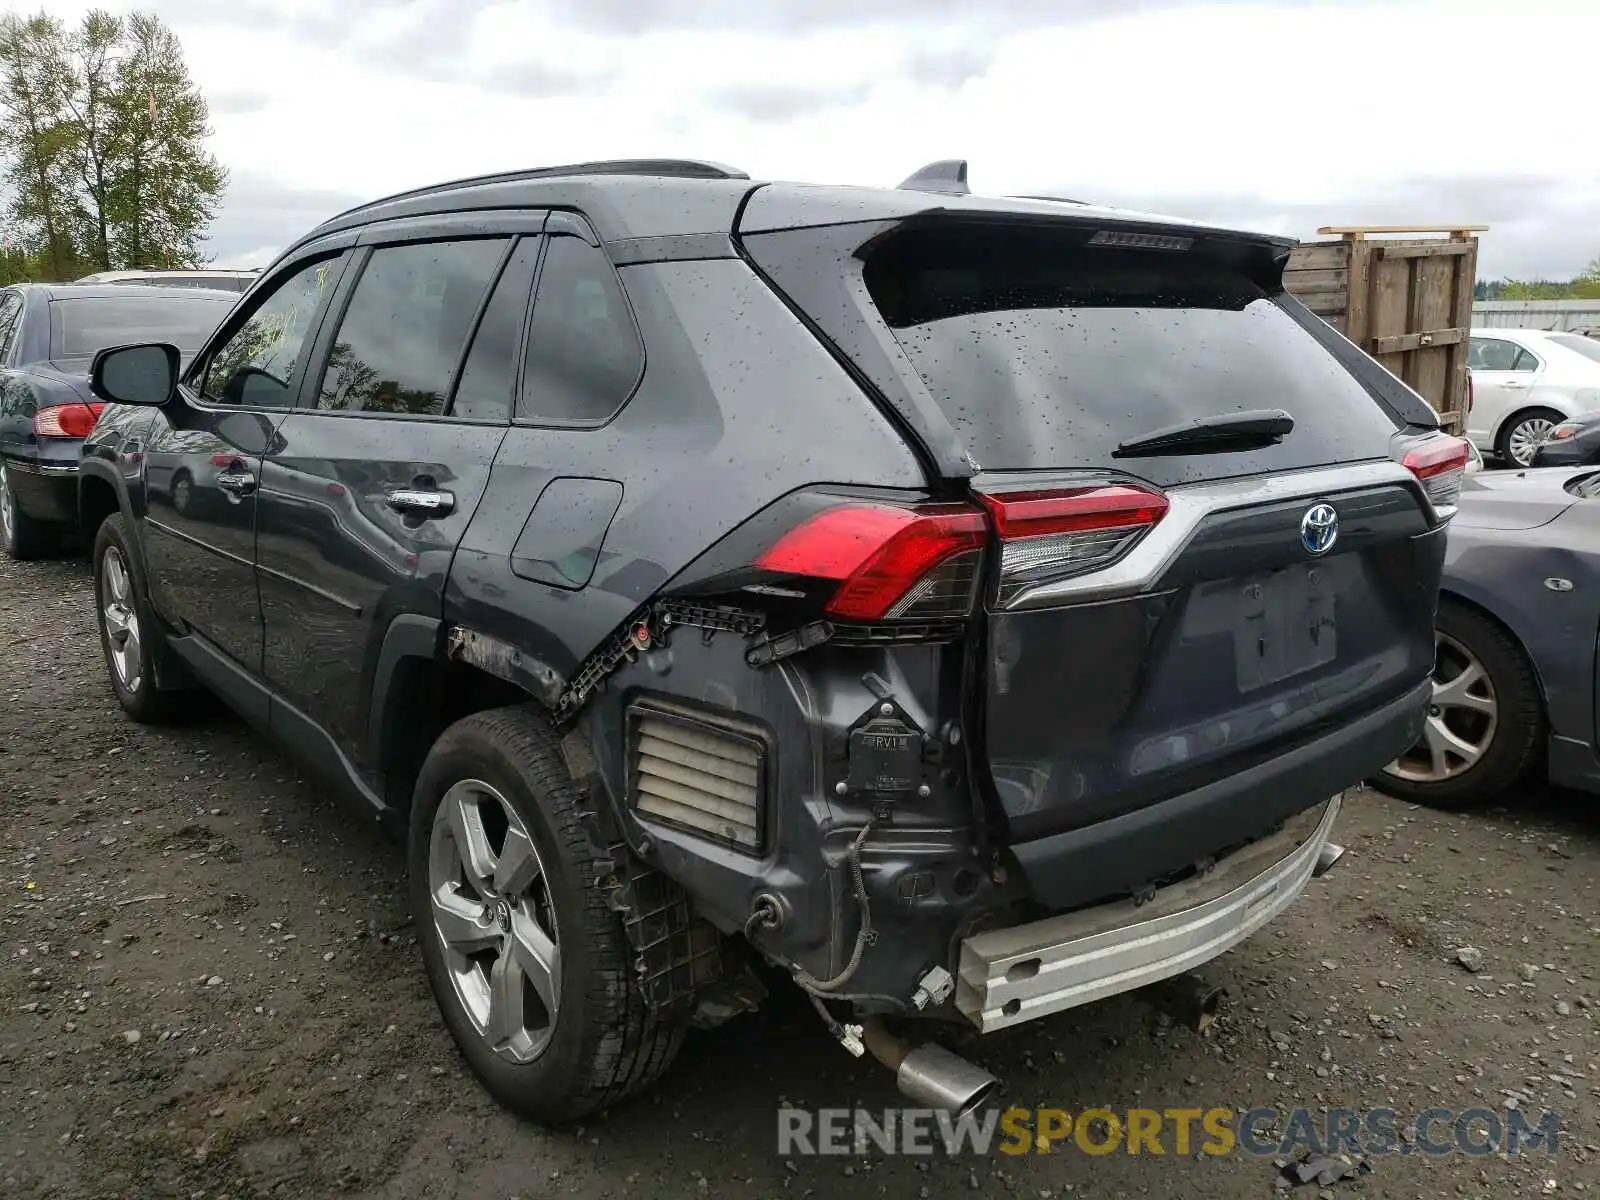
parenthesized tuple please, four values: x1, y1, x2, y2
(48, 295, 232, 358)
(861, 225, 1401, 482)
(1552, 334, 1600, 366)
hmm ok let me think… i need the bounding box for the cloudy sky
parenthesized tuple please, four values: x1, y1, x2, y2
(40, 0, 1599, 281)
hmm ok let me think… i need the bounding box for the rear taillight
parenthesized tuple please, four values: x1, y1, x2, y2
(33, 402, 104, 439)
(754, 503, 987, 621)
(1401, 434, 1470, 518)
(979, 483, 1169, 605)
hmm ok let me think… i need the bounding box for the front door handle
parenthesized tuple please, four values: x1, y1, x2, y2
(215, 467, 256, 497)
(385, 487, 455, 518)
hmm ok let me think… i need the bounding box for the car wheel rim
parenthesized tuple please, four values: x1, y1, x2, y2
(0, 465, 13, 545)
(428, 779, 560, 1065)
(1383, 631, 1497, 784)
(1508, 418, 1553, 466)
(101, 546, 143, 693)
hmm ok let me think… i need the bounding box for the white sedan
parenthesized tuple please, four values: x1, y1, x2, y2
(1466, 327, 1600, 467)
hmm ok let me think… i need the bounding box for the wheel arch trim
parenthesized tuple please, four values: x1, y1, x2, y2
(1436, 586, 1551, 712)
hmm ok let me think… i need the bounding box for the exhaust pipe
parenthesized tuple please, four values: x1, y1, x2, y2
(1313, 842, 1346, 878)
(1145, 973, 1227, 1033)
(861, 1019, 1000, 1117)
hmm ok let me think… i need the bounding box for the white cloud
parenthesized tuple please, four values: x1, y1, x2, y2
(42, 0, 1599, 279)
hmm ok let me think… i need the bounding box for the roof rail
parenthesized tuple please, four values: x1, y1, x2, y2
(1013, 193, 1091, 206)
(326, 158, 750, 224)
(897, 159, 970, 196)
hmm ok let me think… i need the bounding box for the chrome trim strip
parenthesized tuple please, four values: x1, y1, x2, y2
(955, 795, 1340, 1034)
(6, 459, 78, 477)
(999, 460, 1422, 610)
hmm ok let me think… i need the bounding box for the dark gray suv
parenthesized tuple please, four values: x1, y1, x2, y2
(77, 158, 1461, 1122)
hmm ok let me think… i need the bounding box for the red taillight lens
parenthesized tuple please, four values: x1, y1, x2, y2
(979, 483, 1168, 605)
(755, 503, 986, 621)
(1401, 434, 1470, 518)
(33, 402, 104, 439)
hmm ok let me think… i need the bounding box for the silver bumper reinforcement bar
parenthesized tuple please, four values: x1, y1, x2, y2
(957, 794, 1342, 1033)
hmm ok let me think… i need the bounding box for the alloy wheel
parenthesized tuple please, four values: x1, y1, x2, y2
(101, 546, 143, 693)
(427, 779, 561, 1064)
(1383, 631, 1497, 783)
(1507, 418, 1554, 467)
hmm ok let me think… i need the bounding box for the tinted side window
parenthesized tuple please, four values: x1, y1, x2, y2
(202, 257, 341, 408)
(317, 238, 508, 416)
(1511, 346, 1541, 372)
(519, 235, 642, 423)
(1469, 338, 1520, 371)
(452, 238, 539, 421)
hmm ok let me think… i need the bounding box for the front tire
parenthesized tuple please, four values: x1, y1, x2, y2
(409, 706, 684, 1123)
(1371, 600, 1544, 809)
(0, 462, 61, 560)
(93, 515, 187, 723)
(1497, 408, 1564, 468)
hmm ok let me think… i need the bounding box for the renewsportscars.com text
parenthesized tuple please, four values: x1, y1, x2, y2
(777, 1105, 1562, 1158)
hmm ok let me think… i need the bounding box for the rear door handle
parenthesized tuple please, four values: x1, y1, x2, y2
(385, 487, 455, 518)
(215, 467, 256, 497)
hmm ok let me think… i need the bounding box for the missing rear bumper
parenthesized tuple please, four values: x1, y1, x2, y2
(956, 794, 1340, 1033)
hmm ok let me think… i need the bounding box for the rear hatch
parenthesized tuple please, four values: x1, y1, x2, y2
(743, 208, 1454, 843)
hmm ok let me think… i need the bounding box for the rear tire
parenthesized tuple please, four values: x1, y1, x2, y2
(1370, 600, 1544, 810)
(1497, 408, 1564, 468)
(409, 706, 684, 1123)
(0, 462, 61, 561)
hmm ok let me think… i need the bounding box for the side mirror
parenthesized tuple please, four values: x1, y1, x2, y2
(90, 343, 180, 407)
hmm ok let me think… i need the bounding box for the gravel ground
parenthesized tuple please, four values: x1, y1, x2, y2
(3, 549, 1599, 1200)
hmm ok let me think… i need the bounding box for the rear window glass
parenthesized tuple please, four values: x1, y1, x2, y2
(863, 227, 1402, 482)
(1552, 334, 1600, 365)
(48, 296, 232, 358)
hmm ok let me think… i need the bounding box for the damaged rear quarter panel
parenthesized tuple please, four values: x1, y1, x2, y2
(443, 256, 922, 686)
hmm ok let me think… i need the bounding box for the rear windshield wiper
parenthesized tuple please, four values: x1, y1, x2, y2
(1113, 408, 1295, 458)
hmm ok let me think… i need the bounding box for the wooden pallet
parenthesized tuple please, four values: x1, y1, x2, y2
(1285, 225, 1487, 433)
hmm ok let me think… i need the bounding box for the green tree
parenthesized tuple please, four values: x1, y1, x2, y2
(0, 13, 80, 280)
(0, 8, 224, 281)
(103, 12, 226, 269)
(1492, 257, 1600, 302)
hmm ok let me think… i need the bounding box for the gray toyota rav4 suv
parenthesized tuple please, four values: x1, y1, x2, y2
(77, 158, 1460, 1122)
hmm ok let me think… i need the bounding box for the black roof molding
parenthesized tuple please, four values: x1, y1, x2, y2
(896, 159, 970, 196)
(330, 159, 749, 224)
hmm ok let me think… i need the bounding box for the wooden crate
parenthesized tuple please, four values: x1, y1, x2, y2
(1284, 225, 1486, 433)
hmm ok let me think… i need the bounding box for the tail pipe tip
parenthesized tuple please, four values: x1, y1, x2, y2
(861, 1019, 1000, 1118)
(1314, 842, 1346, 878)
